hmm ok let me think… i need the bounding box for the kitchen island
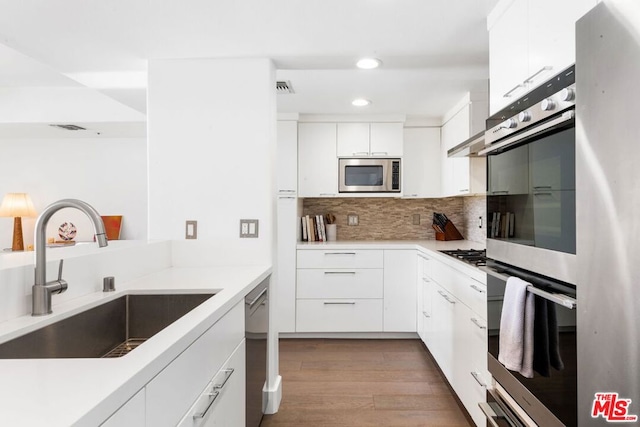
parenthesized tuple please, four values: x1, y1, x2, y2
(0, 263, 271, 426)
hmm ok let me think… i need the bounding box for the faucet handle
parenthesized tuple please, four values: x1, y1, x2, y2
(57, 259, 64, 282)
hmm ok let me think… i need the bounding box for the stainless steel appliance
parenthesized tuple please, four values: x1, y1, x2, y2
(338, 157, 400, 193)
(482, 66, 577, 285)
(439, 248, 487, 267)
(245, 279, 269, 427)
(576, 3, 640, 425)
(483, 261, 577, 427)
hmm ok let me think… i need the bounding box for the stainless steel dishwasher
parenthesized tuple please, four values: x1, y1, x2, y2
(245, 278, 269, 427)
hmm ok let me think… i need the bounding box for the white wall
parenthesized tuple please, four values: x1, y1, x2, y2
(147, 58, 276, 265)
(0, 137, 148, 247)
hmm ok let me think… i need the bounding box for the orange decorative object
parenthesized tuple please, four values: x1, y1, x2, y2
(101, 215, 123, 240)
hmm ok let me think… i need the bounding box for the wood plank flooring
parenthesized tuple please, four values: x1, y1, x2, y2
(260, 339, 472, 427)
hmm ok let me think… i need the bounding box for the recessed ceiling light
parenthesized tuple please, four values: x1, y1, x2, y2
(352, 98, 372, 107)
(356, 58, 382, 70)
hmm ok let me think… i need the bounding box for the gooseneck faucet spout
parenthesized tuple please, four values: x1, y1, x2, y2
(32, 199, 108, 316)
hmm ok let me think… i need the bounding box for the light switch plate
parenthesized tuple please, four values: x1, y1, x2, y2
(185, 220, 197, 239)
(240, 219, 259, 238)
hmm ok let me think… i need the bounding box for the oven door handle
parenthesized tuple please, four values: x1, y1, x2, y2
(480, 110, 574, 156)
(481, 267, 577, 309)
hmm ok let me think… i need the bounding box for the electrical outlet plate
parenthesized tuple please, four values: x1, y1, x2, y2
(347, 214, 359, 226)
(240, 219, 259, 238)
(185, 220, 197, 239)
(412, 214, 420, 225)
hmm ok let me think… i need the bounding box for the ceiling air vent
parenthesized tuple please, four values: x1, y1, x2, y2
(49, 124, 87, 131)
(276, 81, 294, 94)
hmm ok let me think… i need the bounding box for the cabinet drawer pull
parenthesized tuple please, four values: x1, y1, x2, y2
(278, 190, 296, 193)
(470, 371, 487, 388)
(324, 301, 356, 305)
(247, 288, 268, 309)
(370, 151, 388, 156)
(470, 318, 486, 330)
(422, 311, 430, 318)
(533, 192, 552, 196)
(533, 185, 552, 189)
(319, 193, 337, 197)
(459, 189, 469, 193)
(213, 368, 235, 390)
(503, 83, 525, 98)
(324, 271, 356, 275)
(417, 254, 430, 261)
(278, 196, 296, 199)
(422, 277, 431, 283)
(438, 291, 455, 304)
(324, 252, 356, 255)
(490, 190, 509, 195)
(192, 391, 220, 419)
(470, 284, 485, 294)
(524, 65, 553, 84)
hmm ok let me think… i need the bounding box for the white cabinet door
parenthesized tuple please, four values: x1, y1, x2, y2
(276, 120, 298, 194)
(402, 127, 441, 198)
(467, 314, 489, 427)
(430, 283, 455, 382)
(336, 123, 370, 157)
(177, 340, 246, 427)
(298, 123, 338, 197)
(276, 196, 298, 333)
(370, 123, 403, 156)
(101, 389, 145, 427)
(296, 299, 383, 332)
(383, 250, 417, 332)
(489, 0, 530, 114)
(441, 105, 471, 197)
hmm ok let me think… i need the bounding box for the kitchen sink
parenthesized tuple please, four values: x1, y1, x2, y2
(0, 293, 215, 359)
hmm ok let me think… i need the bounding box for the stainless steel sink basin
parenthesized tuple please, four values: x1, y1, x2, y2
(0, 293, 215, 359)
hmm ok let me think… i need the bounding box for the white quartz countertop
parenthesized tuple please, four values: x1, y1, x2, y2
(0, 264, 272, 427)
(297, 240, 486, 283)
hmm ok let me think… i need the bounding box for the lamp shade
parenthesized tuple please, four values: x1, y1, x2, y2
(0, 193, 37, 218)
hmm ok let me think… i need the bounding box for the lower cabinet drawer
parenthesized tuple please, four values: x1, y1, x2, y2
(296, 299, 383, 332)
(177, 340, 246, 427)
(145, 301, 244, 427)
(297, 269, 383, 299)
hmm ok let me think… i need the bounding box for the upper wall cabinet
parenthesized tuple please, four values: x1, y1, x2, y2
(277, 120, 298, 194)
(337, 122, 403, 157)
(403, 127, 441, 198)
(298, 123, 338, 197)
(440, 93, 488, 197)
(488, 0, 597, 114)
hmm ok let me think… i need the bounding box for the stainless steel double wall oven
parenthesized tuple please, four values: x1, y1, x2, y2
(481, 66, 578, 427)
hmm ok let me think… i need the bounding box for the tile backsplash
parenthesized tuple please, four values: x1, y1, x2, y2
(302, 197, 469, 241)
(463, 196, 486, 244)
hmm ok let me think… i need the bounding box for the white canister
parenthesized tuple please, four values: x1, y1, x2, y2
(326, 224, 337, 241)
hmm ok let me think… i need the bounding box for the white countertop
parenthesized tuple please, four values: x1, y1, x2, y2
(297, 239, 486, 283)
(0, 264, 272, 427)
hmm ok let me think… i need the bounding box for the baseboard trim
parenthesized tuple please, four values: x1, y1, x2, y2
(263, 375, 282, 414)
(279, 332, 419, 339)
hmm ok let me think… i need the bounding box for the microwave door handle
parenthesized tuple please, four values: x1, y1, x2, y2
(479, 110, 574, 156)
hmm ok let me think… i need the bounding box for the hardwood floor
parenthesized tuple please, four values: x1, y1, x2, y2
(260, 339, 472, 427)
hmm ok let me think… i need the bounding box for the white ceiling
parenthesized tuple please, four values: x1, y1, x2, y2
(0, 0, 499, 123)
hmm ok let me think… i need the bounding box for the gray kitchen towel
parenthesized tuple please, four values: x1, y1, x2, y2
(533, 297, 565, 377)
(498, 276, 535, 378)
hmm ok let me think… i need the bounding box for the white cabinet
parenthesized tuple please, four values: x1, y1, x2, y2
(146, 302, 244, 427)
(298, 123, 338, 197)
(383, 250, 417, 332)
(276, 196, 298, 333)
(402, 127, 441, 198)
(101, 389, 146, 427)
(416, 252, 433, 343)
(419, 254, 488, 427)
(296, 249, 384, 332)
(277, 120, 298, 194)
(440, 96, 487, 197)
(336, 122, 403, 157)
(176, 340, 246, 427)
(488, 0, 597, 114)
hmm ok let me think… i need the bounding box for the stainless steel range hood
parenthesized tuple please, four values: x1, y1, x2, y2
(447, 130, 485, 157)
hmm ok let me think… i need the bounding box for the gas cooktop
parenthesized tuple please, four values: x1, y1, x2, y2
(438, 249, 487, 267)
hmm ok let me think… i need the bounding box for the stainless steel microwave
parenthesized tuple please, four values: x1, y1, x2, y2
(338, 158, 401, 193)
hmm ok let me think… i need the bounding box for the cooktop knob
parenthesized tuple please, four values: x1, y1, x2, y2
(518, 111, 532, 122)
(503, 118, 517, 129)
(541, 98, 556, 111)
(560, 87, 575, 101)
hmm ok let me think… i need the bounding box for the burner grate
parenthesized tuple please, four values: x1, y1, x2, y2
(439, 249, 487, 267)
(101, 338, 148, 358)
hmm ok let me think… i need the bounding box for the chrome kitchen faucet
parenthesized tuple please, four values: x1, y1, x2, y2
(32, 199, 108, 316)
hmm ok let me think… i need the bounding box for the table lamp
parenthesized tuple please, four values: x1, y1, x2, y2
(0, 193, 37, 251)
